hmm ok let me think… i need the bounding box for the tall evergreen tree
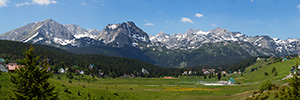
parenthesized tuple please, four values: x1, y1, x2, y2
(217, 72, 222, 80)
(10, 45, 58, 100)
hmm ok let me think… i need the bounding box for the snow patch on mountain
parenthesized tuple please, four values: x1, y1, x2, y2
(24, 32, 39, 42)
(74, 32, 97, 39)
(196, 31, 209, 35)
(53, 37, 76, 46)
(108, 24, 117, 29)
(150, 27, 300, 55)
(33, 37, 44, 43)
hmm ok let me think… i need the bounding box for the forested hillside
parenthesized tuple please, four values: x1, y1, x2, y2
(0, 40, 182, 77)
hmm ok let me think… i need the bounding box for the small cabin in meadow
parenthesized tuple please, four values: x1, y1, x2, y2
(0, 58, 5, 64)
(58, 68, 65, 74)
(221, 71, 227, 75)
(202, 69, 215, 74)
(141, 68, 149, 74)
(282, 58, 288, 62)
(6, 63, 20, 73)
(228, 78, 236, 84)
(89, 64, 95, 69)
(182, 71, 188, 75)
(79, 70, 84, 75)
(0, 64, 7, 72)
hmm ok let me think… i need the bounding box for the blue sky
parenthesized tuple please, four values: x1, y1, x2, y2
(1, 0, 300, 39)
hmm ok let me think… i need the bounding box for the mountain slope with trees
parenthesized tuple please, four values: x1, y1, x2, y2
(0, 40, 181, 76)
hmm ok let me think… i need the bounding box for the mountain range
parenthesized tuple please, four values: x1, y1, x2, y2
(1, 19, 299, 67)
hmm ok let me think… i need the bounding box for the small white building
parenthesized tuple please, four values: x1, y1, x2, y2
(79, 70, 84, 75)
(141, 68, 149, 74)
(0, 64, 7, 72)
(58, 68, 65, 74)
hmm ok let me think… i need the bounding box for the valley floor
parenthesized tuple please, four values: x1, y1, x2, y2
(0, 73, 259, 100)
(0, 58, 296, 100)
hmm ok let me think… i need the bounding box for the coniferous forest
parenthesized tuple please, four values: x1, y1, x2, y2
(0, 40, 184, 77)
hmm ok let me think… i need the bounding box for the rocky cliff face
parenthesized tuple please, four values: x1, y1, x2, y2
(149, 27, 300, 55)
(64, 24, 100, 39)
(98, 21, 150, 47)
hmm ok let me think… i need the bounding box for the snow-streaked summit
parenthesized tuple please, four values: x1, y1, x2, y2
(97, 21, 150, 47)
(1, 19, 300, 56)
(64, 24, 100, 39)
(149, 27, 300, 55)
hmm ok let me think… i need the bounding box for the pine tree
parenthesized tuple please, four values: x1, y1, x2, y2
(272, 67, 277, 73)
(217, 72, 221, 80)
(10, 45, 58, 100)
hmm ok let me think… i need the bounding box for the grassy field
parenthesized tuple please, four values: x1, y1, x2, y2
(0, 57, 298, 100)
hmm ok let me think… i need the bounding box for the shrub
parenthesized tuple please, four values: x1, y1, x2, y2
(253, 91, 258, 95)
(274, 92, 278, 98)
(67, 72, 73, 79)
(78, 90, 81, 96)
(264, 72, 268, 76)
(64, 87, 71, 94)
(259, 94, 269, 100)
(274, 71, 278, 76)
(259, 80, 274, 91)
(272, 67, 277, 73)
(114, 92, 119, 96)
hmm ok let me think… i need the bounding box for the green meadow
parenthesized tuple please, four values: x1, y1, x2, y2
(0, 58, 298, 100)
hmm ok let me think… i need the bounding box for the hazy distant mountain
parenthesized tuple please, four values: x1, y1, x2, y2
(1, 19, 299, 67)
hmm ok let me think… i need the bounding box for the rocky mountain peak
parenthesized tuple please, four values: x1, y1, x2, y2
(98, 21, 150, 47)
(157, 31, 169, 36)
(1, 19, 300, 56)
(43, 19, 54, 22)
(185, 28, 201, 34)
(63, 24, 100, 39)
(210, 27, 229, 33)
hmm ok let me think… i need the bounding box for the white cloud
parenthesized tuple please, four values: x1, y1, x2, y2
(297, 5, 300, 14)
(250, 0, 254, 2)
(195, 13, 203, 18)
(16, 2, 30, 7)
(181, 17, 193, 24)
(81, 2, 87, 6)
(212, 24, 216, 27)
(145, 23, 154, 26)
(0, 0, 8, 7)
(32, 0, 57, 6)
